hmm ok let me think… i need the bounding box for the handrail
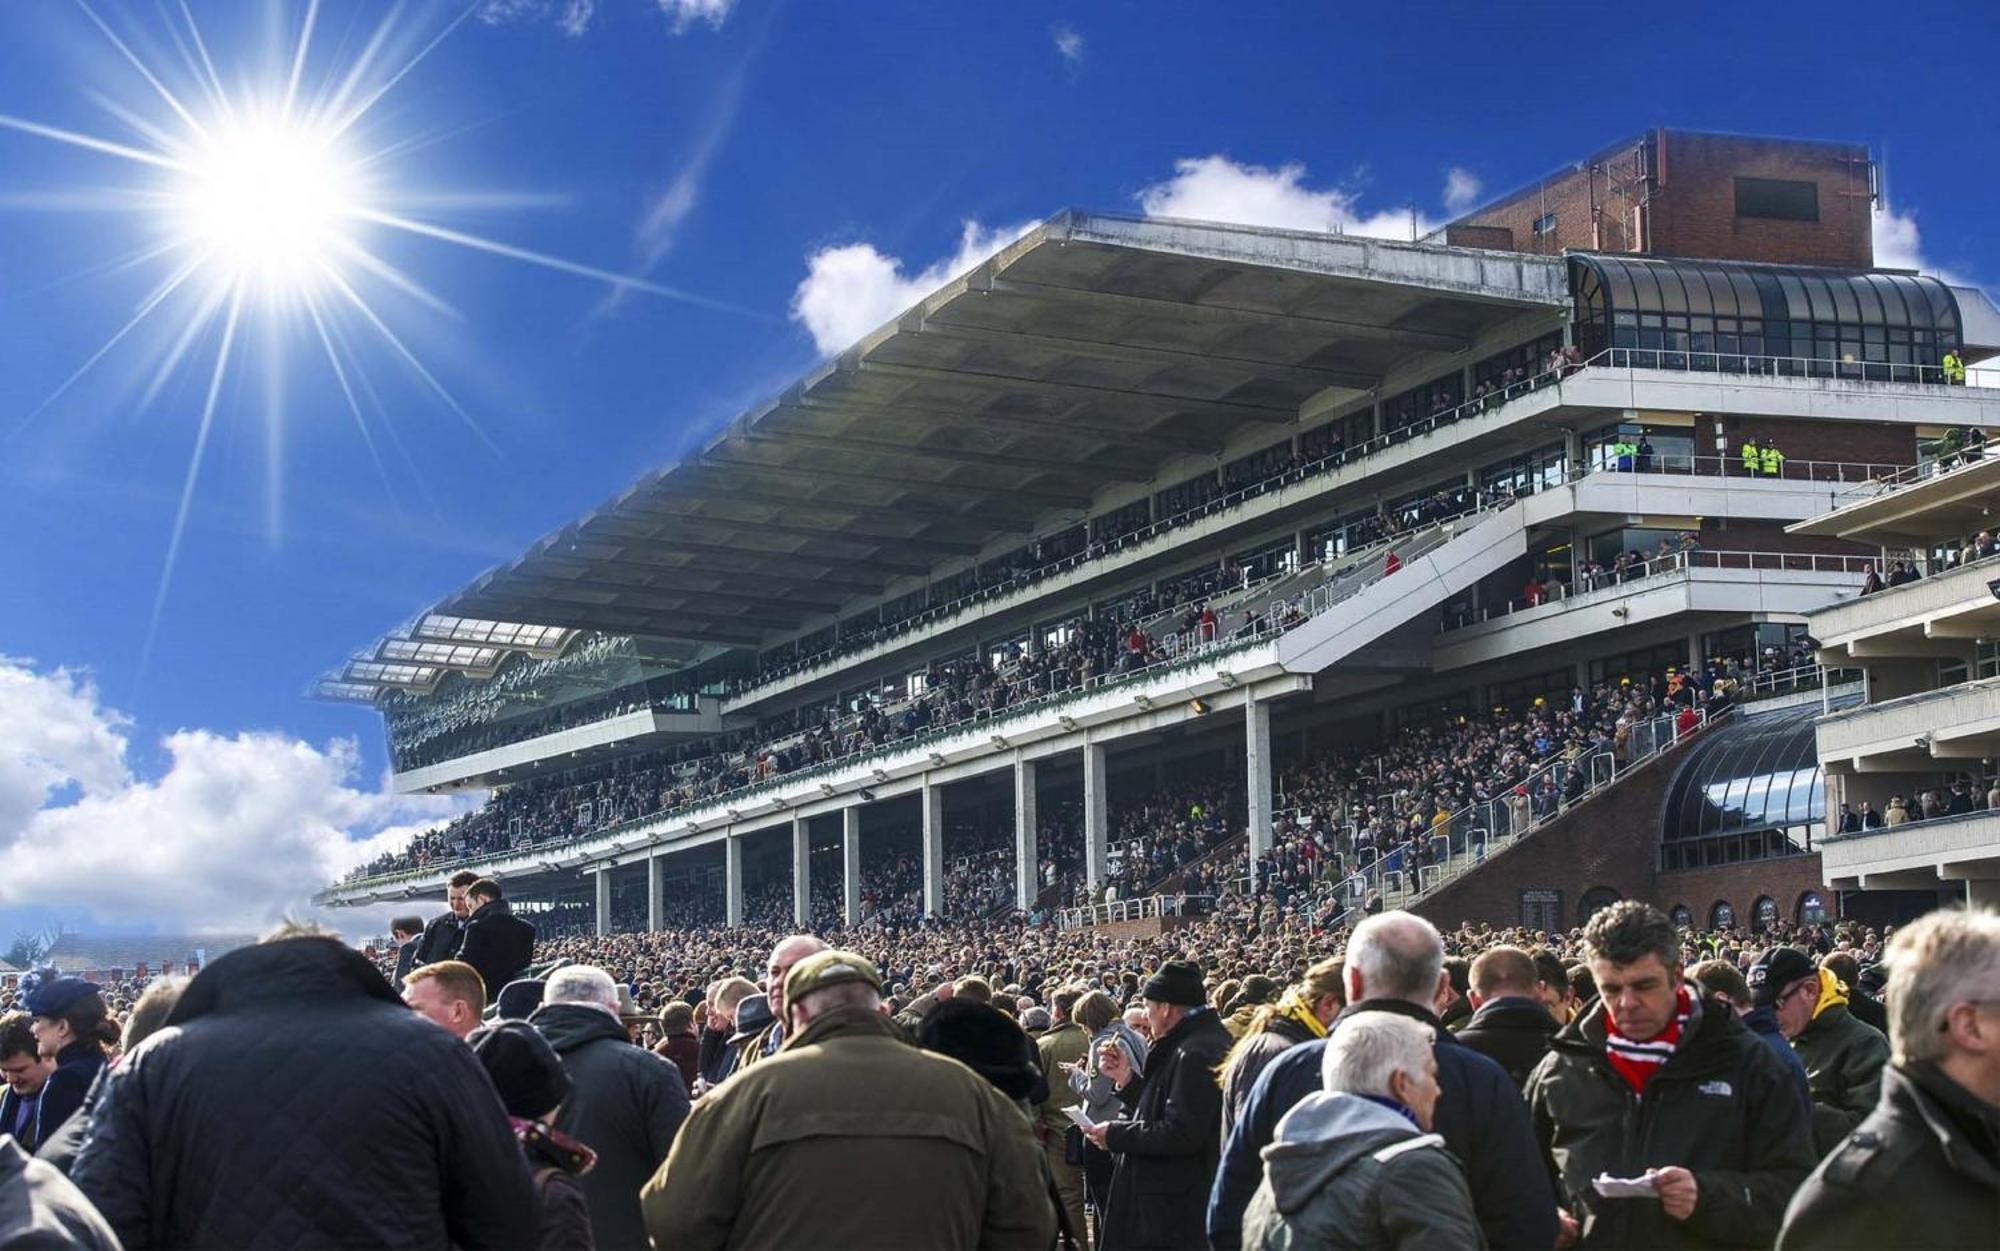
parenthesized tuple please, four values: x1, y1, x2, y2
(1442, 549, 1879, 631)
(1584, 346, 1961, 388)
(1056, 893, 1212, 931)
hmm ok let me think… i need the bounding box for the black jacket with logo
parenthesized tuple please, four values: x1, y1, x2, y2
(1525, 993, 1815, 1249)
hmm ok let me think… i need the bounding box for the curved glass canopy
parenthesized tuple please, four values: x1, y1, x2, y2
(1571, 254, 1961, 375)
(1661, 701, 1843, 847)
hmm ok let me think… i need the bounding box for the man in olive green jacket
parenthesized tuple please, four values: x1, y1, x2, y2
(642, 951, 1055, 1251)
(1035, 987, 1090, 1243)
(1752, 950, 1890, 1155)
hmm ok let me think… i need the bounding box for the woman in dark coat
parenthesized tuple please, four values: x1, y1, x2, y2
(22, 977, 114, 1150)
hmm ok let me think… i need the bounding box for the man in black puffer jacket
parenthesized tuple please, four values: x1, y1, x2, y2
(1454, 945, 1559, 1089)
(70, 929, 534, 1250)
(458, 878, 537, 998)
(531, 964, 690, 1251)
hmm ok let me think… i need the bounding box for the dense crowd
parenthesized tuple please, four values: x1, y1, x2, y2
(6, 876, 1991, 1251)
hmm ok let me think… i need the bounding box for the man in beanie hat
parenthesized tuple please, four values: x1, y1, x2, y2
(468, 1021, 595, 1251)
(1081, 959, 1230, 1250)
(641, 950, 1054, 1251)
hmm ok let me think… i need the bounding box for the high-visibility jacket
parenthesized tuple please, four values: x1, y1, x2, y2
(1943, 351, 1966, 383)
(1741, 443, 1761, 473)
(1761, 446, 1786, 476)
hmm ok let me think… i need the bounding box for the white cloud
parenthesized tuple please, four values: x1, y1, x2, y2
(1052, 24, 1085, 64)
(1135, 155, 1438, 240)
(0, 657, 473, 936)
(1443, 167, 1482, 214)
(1873, 203, 1968, 285)
(658, 0, 735, 32)
(791, 218, 1037, 356)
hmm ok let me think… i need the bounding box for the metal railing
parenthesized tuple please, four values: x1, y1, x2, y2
(1057, 893, 1212, 931)
(1587, 347, 1961, 388)
(1589, 451, 1907, 484)
(1442, 549, 1879, 631)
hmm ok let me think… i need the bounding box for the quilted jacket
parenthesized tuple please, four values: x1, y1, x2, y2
(71, 936, 536, 1250)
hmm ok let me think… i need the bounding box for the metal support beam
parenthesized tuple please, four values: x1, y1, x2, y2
(1084, 742, 1108, 892)
(984, 276, 1469, 351)
(922, 779, 945, 918)
(1246, 692, 1274, 863)
(914, 312, 1374, 390)
(738, 427, 1149, 483)
(594, 868, 611, 938)
(725, 836, 743, 928)
(842, 806, 863, 926)
(517, 557, 850, 611)
(444, 593, 768, 647)
(664, 471, 1037, 530)
(584, 515, 938, 576)
(478, 574, 811, 628)
(613, 502, 984, 555)
(794, 397, 1222, 456)
(701, 453, 1092, 510)
(857, 358, 1296, 423)
(792, 817, 812, 928)
(550, 544, 889, 595)
(1014, 758, 1038, 912)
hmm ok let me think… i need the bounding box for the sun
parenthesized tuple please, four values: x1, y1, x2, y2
(170, 109, 366, 300)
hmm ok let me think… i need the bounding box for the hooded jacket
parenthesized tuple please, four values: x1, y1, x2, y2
(1241, 1093, 1483, 1251)
(70, 937, 535, 1251)
(1777, 1062, 2000, 1250)
(531, 1002, 689, 1251)
(1525, 992, 1816, 1249)
(1790, 970, 1891, 1155)
(1210, 1000, 1556, 1251)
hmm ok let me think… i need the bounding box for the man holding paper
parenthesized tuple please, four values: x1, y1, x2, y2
(1526, 902, 1815, 1248)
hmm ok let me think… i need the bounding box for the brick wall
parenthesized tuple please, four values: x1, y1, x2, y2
(1445, 130, 1874, 269)
(1412, 730, 1839, 930)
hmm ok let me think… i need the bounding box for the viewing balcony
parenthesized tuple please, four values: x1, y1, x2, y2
(1817, 678, 2000, 773)
(1809, 551, 2000, 663)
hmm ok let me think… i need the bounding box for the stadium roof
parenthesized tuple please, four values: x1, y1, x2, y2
(345, 210, 1568, 686)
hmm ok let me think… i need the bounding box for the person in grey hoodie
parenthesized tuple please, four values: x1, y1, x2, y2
(1241, 1012, 1482, 1251)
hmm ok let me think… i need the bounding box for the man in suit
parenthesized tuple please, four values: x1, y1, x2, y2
(458, 878, 537, 997)
(414, 870, 481, 968)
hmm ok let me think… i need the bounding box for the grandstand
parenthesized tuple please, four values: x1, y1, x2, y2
(318, 129, 2000, 938)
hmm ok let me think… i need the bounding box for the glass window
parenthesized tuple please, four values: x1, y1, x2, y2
(1669, 904, 1694, 929)
(1797, 892, 1828, 924)
(1753, 896, 1780, 932)
(1734, 177, 1820, 222)
(1710, 900, 1736, 929)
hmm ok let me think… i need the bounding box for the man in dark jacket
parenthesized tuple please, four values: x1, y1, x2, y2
(388, 915, 425, 990)
(1752, 946, 1890, 1155)
(458, 878, 537, 998)
(1081, 959, 1230, 1250)
(1528, 903, 1814, 1249)
(70, 929, 534, 1250)
(1453, 945, 1558, 1088)
(1777, 907, 2000, 1250)
(531, 964, 690, 1251)
(1210, 912, 1558, 1251)
(414, 869, 480, 966)
(0, 1014, 53, 1152)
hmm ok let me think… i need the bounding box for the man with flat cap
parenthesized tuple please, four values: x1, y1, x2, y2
(1080, 959, 1230, 1250)
(640, 950, 1055, 1251)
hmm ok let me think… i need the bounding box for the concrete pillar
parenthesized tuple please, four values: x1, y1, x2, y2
(1014, 758, 1039, 912)
(646, 855, 663, 931)
(1246, 692, 1275, 864)
(1084, 742, 1109, 891)
(792, 817, 812, 928)
(725, 836, 743, 928)
(1965, 877, 2000, 909)
(594, 867, 611, 938)
(842, 807, 863, 926)
(922, 780, 945, 917)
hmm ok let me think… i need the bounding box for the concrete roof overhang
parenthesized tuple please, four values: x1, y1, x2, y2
(425, 211, 1567, 647)
(1788, 455, 2000, 547)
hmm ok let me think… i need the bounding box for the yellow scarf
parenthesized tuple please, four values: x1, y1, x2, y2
(1273, 989, 1328, 1039)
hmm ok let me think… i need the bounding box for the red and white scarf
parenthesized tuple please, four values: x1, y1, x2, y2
(1603, 985, 1692, 1093)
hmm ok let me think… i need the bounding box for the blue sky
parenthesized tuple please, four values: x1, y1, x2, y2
(0, 0, 1995, 934)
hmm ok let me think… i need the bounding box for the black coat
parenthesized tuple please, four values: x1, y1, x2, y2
(1099, 1007, 1231, 1251)
(34, 1042, 104, 1153)
(414, 910, 464, 966)
(1454, 994, 1559, 1089)
(392, 939, 422, 989)
(70, 937, 536, 1250)
(459, 898, 536, 998)
(1526, 993, 1816, 1250)
(1777, 1063, 2000, 1250)
(531, 1003, 690, 1251)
